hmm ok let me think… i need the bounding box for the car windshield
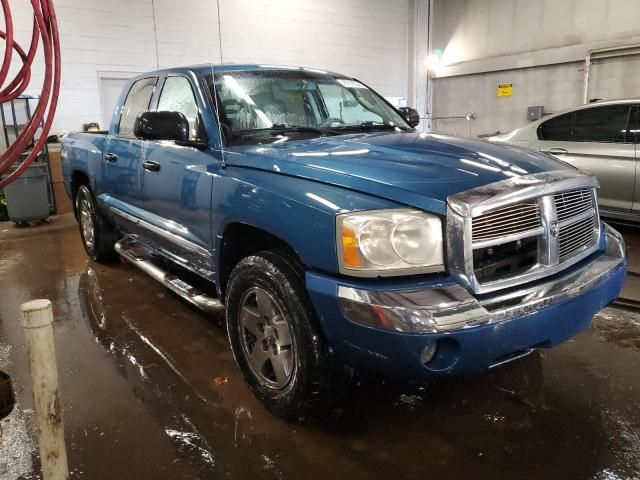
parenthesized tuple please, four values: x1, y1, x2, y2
(205, 69, 411, 146)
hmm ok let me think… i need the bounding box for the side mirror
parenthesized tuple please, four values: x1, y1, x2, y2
(134, 111, 189, 142)
(397, 107, 420, 128)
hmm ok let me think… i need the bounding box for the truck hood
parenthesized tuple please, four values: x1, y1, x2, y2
(224, 132, 573, 215)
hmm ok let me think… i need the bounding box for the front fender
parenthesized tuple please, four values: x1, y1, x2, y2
(212, 167, 401, 276)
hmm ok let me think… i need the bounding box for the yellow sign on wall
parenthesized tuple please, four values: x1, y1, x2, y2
(497, 83, 513, 97)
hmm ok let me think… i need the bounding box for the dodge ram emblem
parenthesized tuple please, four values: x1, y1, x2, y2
(550, 221, 559, 238)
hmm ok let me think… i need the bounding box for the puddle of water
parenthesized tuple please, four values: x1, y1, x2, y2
(1, 228, 640, 479)
(593, 308, 640, 350)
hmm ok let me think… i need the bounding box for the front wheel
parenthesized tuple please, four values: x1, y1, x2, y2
(226, 250, 349, 421)
(75, 185, 118, 263)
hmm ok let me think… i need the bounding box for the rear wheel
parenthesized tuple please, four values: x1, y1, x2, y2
(226, 250, 349, 421)
(75, 185, 118, 263)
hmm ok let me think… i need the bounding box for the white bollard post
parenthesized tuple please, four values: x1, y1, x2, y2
(20, 299, 69, 480)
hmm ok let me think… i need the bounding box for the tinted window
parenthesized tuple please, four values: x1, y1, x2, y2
(157, 76, 203, 140)
(627, 105, 639, 143)
(118, 77, 156, 137)
(538, 112, 573, 141)
(572, 104, 630, 143)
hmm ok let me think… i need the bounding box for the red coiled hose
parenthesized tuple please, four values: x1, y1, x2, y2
(0, 0, 60, 189)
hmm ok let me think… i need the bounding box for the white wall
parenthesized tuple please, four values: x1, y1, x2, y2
(432, 62, 587, 137)
(430, 0, 640, 137)
(432, 0, 640, 68)
(3, 0, 412, 135)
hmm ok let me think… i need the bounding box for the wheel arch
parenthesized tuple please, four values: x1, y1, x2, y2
(70, 170, 90, 218)
(216, 222, 305, 301)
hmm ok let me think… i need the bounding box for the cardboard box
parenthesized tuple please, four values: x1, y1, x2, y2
(52, 181, 73, 215)
(48, 148, 63, 183)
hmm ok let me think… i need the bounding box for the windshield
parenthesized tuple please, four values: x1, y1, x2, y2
(205, 70, 411, 146)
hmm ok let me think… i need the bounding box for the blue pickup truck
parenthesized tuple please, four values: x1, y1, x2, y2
(62, 64, 626, 419)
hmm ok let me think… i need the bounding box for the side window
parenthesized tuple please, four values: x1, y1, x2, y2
(538, 112, 573, 141)
(572, 104, 630, 143)
(157, 76, 202, 140)
(630, 105, 640, 144)
(118, 77, 156, 137)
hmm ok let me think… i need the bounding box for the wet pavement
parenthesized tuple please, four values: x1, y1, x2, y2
(1, 221, 640, 479)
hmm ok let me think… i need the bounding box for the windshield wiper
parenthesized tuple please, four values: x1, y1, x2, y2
(271, 123, 329, 135)
(334, 121, 409, 132)
(235, 123, 338, 137)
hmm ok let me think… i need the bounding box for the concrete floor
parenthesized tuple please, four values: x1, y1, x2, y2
(1, 218, 640, 479)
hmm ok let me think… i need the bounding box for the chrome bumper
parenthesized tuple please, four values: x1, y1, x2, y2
(337, 224, 625, 334)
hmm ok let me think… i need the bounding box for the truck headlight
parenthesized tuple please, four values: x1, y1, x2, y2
(337, 209, 444, 276)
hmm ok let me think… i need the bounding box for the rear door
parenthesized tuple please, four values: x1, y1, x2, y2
(538, 104, 635, 213)
(138, 73, 216, 276)
(102, 76, 157, 224)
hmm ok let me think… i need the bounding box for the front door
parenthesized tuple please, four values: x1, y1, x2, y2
(139, 73, 217, 276)
(538, 104, 636, 213)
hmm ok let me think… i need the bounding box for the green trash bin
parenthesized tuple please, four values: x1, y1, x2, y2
(3, 162, 50, 223)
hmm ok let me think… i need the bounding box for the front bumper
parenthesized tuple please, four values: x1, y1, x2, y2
(306, 224, 626, 378)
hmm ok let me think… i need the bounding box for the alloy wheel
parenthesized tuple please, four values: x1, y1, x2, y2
(238, 287, 296, 389)
(78, 198, 95, 250)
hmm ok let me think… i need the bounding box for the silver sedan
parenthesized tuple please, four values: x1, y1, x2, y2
(488, 99, 639, 222)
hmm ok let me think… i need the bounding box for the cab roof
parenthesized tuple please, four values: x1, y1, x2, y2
(135, 63, 349, 79)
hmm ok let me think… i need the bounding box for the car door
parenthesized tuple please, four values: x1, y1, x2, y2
(630, 105, 640, 215)
(138, 73, 217, 276)
(101, 76, 157, 229)
(538, 104, 635, 213)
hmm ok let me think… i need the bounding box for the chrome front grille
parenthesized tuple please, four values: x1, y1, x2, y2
(472, 202, 540, 244)
(558, 214, 597, 260)
(555, 188, 598, 260)
(554, 188, 593, 222)
(446, 171, 601, 295)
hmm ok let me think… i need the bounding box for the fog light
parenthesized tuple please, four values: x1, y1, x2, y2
(420, 341, 438, 365)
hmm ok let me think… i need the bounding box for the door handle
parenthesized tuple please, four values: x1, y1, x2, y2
(547, 147, 568, 155)
(142, 160, 161, 172)
(104, 153, 118, 162)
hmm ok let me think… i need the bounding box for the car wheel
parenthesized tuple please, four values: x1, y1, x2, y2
(226, 250, 349, 421)
(75, 185, 118, 263)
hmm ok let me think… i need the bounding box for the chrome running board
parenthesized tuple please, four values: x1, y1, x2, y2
(115, 238, 224, 313)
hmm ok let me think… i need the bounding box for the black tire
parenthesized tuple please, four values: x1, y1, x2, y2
(75, 184, 118, 263)
(226, 250, 349, 421)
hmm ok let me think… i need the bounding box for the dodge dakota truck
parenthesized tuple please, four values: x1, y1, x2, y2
(62, 64, 626, 419)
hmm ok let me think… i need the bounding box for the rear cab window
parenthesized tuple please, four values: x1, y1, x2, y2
(118, 77, 157, 137)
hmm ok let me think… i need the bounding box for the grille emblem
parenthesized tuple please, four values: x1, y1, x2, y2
(549, 221, 559, 238)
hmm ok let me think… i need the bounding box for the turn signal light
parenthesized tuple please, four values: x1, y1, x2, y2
(341, 226, 362, 268)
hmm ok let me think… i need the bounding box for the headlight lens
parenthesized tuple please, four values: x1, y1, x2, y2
(359, 219, 398, 266)
(337, 209, 444, 276)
